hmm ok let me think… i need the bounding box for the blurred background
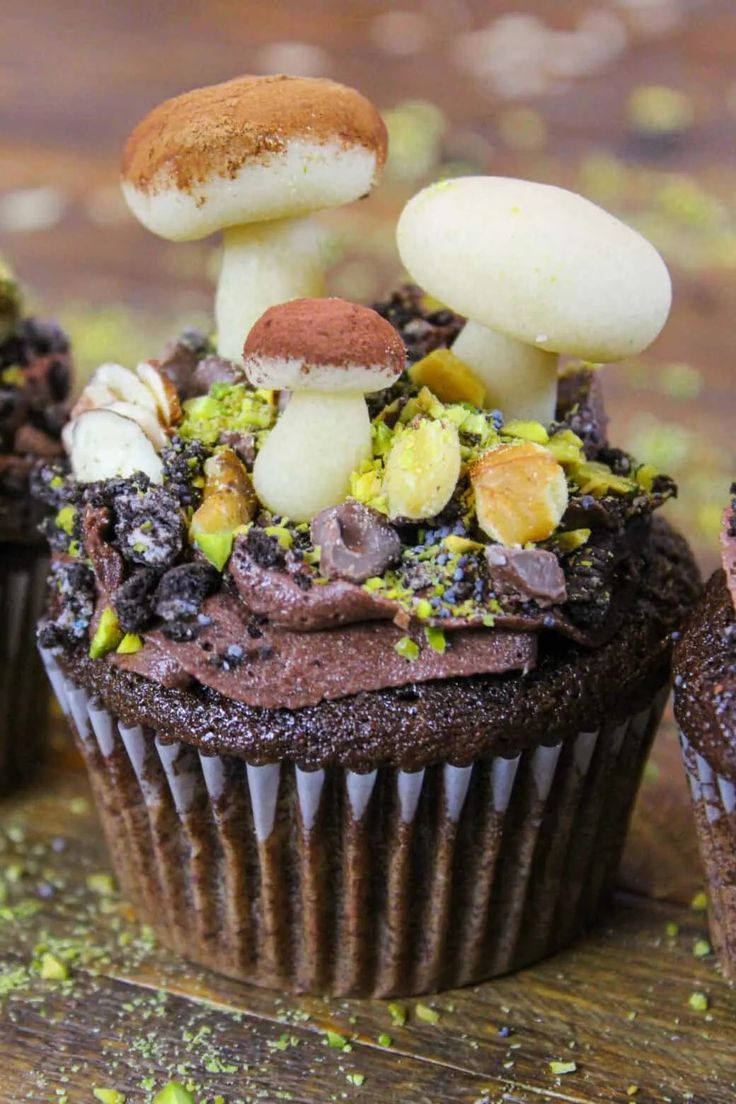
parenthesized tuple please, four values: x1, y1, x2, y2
(1, 0, 734, 895)
(1, 0, 734, 575)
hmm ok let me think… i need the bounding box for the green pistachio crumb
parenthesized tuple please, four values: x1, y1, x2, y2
(688, 991, 709, 1012)
(153, 1084, 195, 1104)
(377, 1033, 393, 1048)
(388, 1002, 407, 1027)
(414, 598, 432, 620)
(425, 626, 446, 654)
(89, 607, 124, 660)
(55, 505, 76, 535)
(86, 873, 115, 897)
(665, 922, 679, 938)
(415, 1003, 440, 1024)
(193, 530, 234, 572)
(501, 419, 549, 445)
(549, 1060, 577, 1075)
(116, 633, 143, 655)
(627, 1085, 639, 1097)
(346, 1073, 365, 1087)
(693, 938, 712, 958)
(325, 1030, 348, 1049)
(39, 953, 69, 981)
(93, 1090, 126, 1104)
(691, 891, 708, 911)
(394, 636, 419, 661)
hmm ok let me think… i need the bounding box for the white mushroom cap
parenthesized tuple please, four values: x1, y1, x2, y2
(243, 298, 405, 393)
(397, 176, 672, 361)
(121, 75, 388, 242)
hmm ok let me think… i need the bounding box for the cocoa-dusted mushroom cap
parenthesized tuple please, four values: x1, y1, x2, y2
(243, 298, 406, 392)
(121, 75, 388, 240)
(120, 74, 389, 363)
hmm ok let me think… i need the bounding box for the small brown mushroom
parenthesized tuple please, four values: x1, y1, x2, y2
(311, 501, 401, 583)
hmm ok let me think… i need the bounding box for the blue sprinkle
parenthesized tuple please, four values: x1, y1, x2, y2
(439, 526, 451, 538)
(498, 1026, 512, 1038)
(453, 568, 464, 582)
(444, 588, 457, 604)
(543, 615, 555, 628)
(452, 522, 465, 535)
(437, 554, 448, 566)
(674, 674, 684, 687)
(581, 495, 595, 509)
(439, 608, 450, 618)
(430, 596, 442, 607)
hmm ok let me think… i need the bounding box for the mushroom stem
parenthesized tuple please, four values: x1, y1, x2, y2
(216, 218, 325, 362)
(452, 321, 559, 425)
(252, 390, 372, 522)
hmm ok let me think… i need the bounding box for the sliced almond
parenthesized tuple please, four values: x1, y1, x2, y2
(470, 441, 568, 546)
(69, 381, 118, 422)
(92, 362, 160, 414)
(136, 360, 182, 427)
(70, 409, 163, 484)
(105, 401, 169, 451)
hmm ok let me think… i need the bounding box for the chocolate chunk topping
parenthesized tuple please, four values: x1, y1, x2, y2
(192, 355, 243, 395)
(245, 526, 286, 570)
(113, 568, 160, 634)
(311, 501, 401, 583)
(82, 504, 124, 601)
(485, 546, 567, 608)
(154, 562, 220, 621)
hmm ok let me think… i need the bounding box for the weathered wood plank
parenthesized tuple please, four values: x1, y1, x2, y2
(0, 757, 734, 1103)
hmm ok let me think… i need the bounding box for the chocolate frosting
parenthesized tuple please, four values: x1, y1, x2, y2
(59, 518, 699, 770)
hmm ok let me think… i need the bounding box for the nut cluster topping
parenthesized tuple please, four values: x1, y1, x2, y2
(470, 441, 569, 546)
(66, 361, 182, 484)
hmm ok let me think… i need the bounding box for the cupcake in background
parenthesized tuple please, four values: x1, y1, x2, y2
(38, 76, 700, 997)
(674, 490, 736, 979)
(0, 255, 73, 792)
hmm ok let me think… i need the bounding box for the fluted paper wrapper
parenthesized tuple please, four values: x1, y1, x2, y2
(0, 546, 49, 792)
(43, 651, 666, 996)
(680, 734, 736, 980)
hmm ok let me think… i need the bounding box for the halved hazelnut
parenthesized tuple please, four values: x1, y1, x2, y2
(470, 440, 568, 546)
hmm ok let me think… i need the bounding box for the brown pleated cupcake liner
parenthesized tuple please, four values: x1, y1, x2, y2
(43, 651, 667, 996)
(680, 734, 736, 980)
(0, 546, 50, 793)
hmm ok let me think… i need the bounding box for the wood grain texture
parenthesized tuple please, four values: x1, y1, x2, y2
(0, 748, 734, 1104)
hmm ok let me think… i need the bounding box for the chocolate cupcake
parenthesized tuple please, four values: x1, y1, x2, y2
(39, 78, 699, 996)
(674, 493, 736, 979)
(0, 257, 73, 792)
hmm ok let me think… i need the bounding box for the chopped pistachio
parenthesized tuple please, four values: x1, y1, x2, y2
(89, 607, 124, 660)
(549, 1060, 577, 1075)
(377, 1033, 393, 1047)
(665, 922, 680, 938)
(55, 505, 76, 535)
(116, 633, 143, 655)
(325, 1030, 348, 1049)
(425, 626, 446, 654)
(346, 1073, 365, 1087)
(394, 636, 419, 661)
(691, 891, 708, 911)
(570, 460, 635, 497)
(627, 1085, 639, 1097)
(414, 598, 433, 620)
(693, 938, 712, 958)
(554, 528, 590, 554)
(415, 1003, 440, 1024)
(86, 873, 115, 897)
(388, 1002, 407, 1027)
(688, 991, 709, 1012)
(264, 525, 293, 550)
(501, 419, 549, 445)
(442, 534, 484, 554)
(153, 1084, 195, 1104)
(39, 953, 69, 981)
(93, 1091, 126, 1104)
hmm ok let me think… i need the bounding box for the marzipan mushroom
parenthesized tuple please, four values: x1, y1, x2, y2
(121, 75, 387, 362)
(243, 298, 405, 521)
(397, 176, 672, 425)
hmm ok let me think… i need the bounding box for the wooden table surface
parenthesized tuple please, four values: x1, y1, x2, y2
(1, 1, 735, 1101)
